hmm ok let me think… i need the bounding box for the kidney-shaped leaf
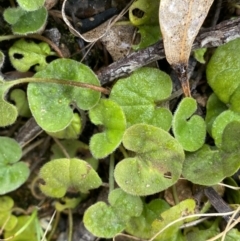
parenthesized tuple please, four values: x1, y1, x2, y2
(182, 122, 240, 185)
(84, 188, 142, 238)
(39, 158, 102, 198)
(84, 202, 125, 238)
(0, 137, 29, 195)
(28, 59, 101, 132)
(89, 99, 126, 159)
(172, 97, 206, 151)
(114, 124, 185, 196)
(110, 67, 172, 130)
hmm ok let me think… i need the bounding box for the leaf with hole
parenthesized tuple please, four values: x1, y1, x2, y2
(152, 199, 196, 241)
(0, 137, 29, 195)
(89, 99, 126, 159)
(4, 7, 48, 34)
(114, 124, 185, 196)
(129, 0, 159, 26)
(129, 0, 161, 49)
(9, 39, 55, 72)
(110, 67, 172, 130)
(39, 158, 102, 198)
(126, 199, 170, 239)
(28, 58, 101, 132)
(172, 97, 206, 151)
(182, 121, 240, 185)
(207, 38, 240, 112)
(159, 0, 214, 96)
(17, 0, 45, 11)
(83, 188, 142, 238)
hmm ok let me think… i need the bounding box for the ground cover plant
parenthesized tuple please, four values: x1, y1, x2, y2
(0, 0, 240, 240)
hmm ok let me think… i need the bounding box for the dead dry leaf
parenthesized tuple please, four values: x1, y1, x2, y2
(159, 0, 214, 96)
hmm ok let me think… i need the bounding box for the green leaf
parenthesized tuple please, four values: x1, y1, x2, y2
(84, 202, 125, 238)
(152, 199, 196, 241)
(172, 97, 206, 152)
(4, 214, 41, 241)
(205, 93, 227, 136)
(10, 89, 31, 117)
(47, 113, 82, 139)
(0, 81, 18, 127)
(182, 122, 240, 185)
(110, 67, 172, 130)
(126, 199, 170, 239)
(84, 188, 142, 238)
(55, 197, 81, 212)
(207, 38, 240, 107)
(133, 25, 161, 51)
(89, 99, 126, 158)
(50, 140, 99, 170)
(10, 7, 47, 34)
(39, 158, 102, 198)
(0, 196, 18, 231)
(17, 0, 45, 11)
(114, 124, 185, 196)
(0, 137, 29, 194)
(3, 7, 25, 25)
(9, 39, 55, 72)
(193, 48, 207, 64)
(129, 0, 159, 26)
(108, 188, 143, 222)
(28, 59, 101, 132)
(211, 110, 240, 148)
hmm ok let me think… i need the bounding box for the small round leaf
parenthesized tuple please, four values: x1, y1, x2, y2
(114, 124, 185, 196)
(39, 158, 102, 198)
(110, 67, 172, 130)
(28, 59, 101, 132)
(172, 97, 206, 152)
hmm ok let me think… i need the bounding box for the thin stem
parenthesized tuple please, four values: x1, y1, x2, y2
(53, 137, 70, 159)
(47, 211, 60, 241)
(109, 153, 115, 193)
(119, 144, 128, 159)
(0, 34, 64, 58)
(171, 184, 179, 205)
(67, 209, 73, 241)
(4, 77, 110, 95)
